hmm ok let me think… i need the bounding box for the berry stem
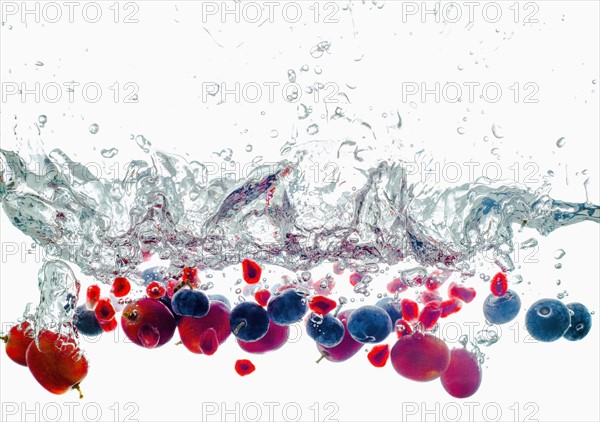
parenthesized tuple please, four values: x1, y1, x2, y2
(0, 335, 8, 343)
(233, 321, 246, 335)
(72, 383, 84, 399)
(316, 351, 328, 364)
(174, 341, 182, 346)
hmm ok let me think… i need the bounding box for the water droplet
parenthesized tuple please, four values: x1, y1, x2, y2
(520, 238, 538, 249)
(511, 274, 523, 284)
(556, 137, 566, 148)
(457, 127, 466, 135)
(307, 124, 319, 135)
(554, 249, 566, 259)
(301, 64, 309, 72)
(35, 61, 44, 66)
(100, 148, 119, 158)
(314, 66, 323, 75)
(135, 135, 151, 152)
(287, 69, 297, 83)
(89, 123, 99, 134)
(245, 144, 253, 152)
(547, 170, 555, 176)
(556, 279, 561, 286)
(457, 64, 464, 70)
(491, 124, 504, 139)
(491, 148, 500, 155)
(483, 136, 490, 142)
(593, 79, 597, 84)
(270, 129, 279, 138)
(38, 115, 47, 125)
(554, 263, 562, 269)
(297, 104, 311, 120)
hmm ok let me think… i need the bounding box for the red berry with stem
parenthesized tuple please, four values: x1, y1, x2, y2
(390, 333, 450, 382)
(367, 344, 390, 368)
(238, 321, 289, 354)
(86, 285, 101, 310)
(309, 296, 337, 316)
(25, 330, 88, 398)
(401, 299, 419, 322)
(1, 322, 34, 366)
(235, 359, 256, 376)
(146, 281, 166, 299)
(111, 277, 131, 298)
(242, 259, 262, 284)
(94, 298, 116, 322)
(440, 298, 463, 318)
(418, 302, 442, 331)
(254, 289, 271, 307)
(491, 272, 508, 297)
(121, 298, 176, 348)
(448, 282, 477, 303)
(440, 348, 482, 398)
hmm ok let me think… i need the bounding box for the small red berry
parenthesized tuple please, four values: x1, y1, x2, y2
(448, 282, 477, 303)
(349, 272, 363, 286)
(440, 298, 463, 318)
(309, 296, 337, 316)
(235, 359, 256, 376)
(401, 299, 419, 322)
(395, 320, 413, 338)
(86, 285, 101, 310)
(491, 272, 508, 297)
(1, 322, 34, 366)
(146, 281, 166, 299)
(182, 267, 199, 286)
(254, 289, 271, 307)
(419, 302, 442, 330)
(367, 344, 390, 368)
(94, 298, 116, 322)
(99, 317, 117, 333)
(242, 259, 262, 284)
(111, 277, 131, 298)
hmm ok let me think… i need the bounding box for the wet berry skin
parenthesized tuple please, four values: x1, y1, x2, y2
(563, 302, 592, 341)
(482, 290, 521, 324)
(267, 289, 308, 325)
(440, 348, 482, 398)
(229, 302, 270, 342)
(347, 306, 393, 343)
(306, 313, 344, 347)
(525, 298, 571, 342)
(316, 310, 362, 362)
(121, 298, 177, 348)
(390, 333, 450, 382)
(375, 298, 403, 325)
(171, 289, 210, 318)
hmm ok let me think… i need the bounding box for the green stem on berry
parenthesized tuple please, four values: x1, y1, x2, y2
(316, 351, 328, 364)
(72, 383, 84, 399)
(0, 335, 8, 343)
(233, 321, 246, 335)
(174, 341, 182, 346)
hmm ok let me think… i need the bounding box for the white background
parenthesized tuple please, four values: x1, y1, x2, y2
(1, 1, 599, 421)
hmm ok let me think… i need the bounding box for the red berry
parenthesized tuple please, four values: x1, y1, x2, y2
(419, 302, 442, 331)
(440, 298, 463, 318)
(387, 278, 408, 294)
(98, 318, 117, 333)
(401, 298, 419, 322)
(254, 289, 271, 307)
(395, 320, 413, 338)
(178, 302, 231, 354)
(238, 321, 289, 354)
(111, 277, 131, 298)
(349, 272, 363, 287)
(309, 296, 337, 316)
(25, 330, 88, 397)
(121, 298, 176, 349)
(441, 348, 482, 398)
(425, 275, 444, 291)
(86, 285, 101, 310)
(390, 333, 451, 382)
(235, 359, 256, 376)
(420, 290, 442, 304)
(167, 279, 184, 298)
(2, 322, 34, 366)
(242, 259, 262, 284)
(367, 344, 390, 368)
(94, 298, 116, 322)
(182, 267, 199, 286)
(448, 282, 477, 303)
(491, 272, 508, 297)
(146, 281, 166, 299)
(199, 328, 219, 356)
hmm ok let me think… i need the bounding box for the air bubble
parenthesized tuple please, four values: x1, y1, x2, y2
(38, 115, 47, 125)
(554, 249, 566, 259)
(307, 124, 319, 135)
(135, 135, 151, 152)
(457, 127, 466, 135)
(556, 137, 566, 148)
(101, 148, 119, 158)
(491, 124, 504, 139)
(270, 130, 279, 138)
(89, 123, 99, 134)
(245, 144, 253, 152)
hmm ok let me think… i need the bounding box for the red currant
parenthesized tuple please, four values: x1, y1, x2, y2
(86, 285, 101, 310)
(308, 296, 337, 316)
(111, 277, 131, 298)
(234, 359, 256, 376)
(242, 259, 262, 284)
(367, 344, 390, 368)
(491, 272, 508, 297)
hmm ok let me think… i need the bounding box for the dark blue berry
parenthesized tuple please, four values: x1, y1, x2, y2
(74, 305, 103, 337)
(347, 306, 393, 343)
(306, 313, 344, 347)
(375, 298, 403, 325)
(171, 289, 210, 318)
(563, 302, 592, 341)
(525, 299, 571, 342)
(483, 290, 521, 324)
(267, 289, 308, 325)
(229, 302, 270, 342)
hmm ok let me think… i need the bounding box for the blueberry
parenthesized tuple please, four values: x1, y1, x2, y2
(306, 313, 344, 347)
(267, 289, 308, 325)
(74, 305, 103, 337)
(563, 303, 592, 341)
(347, 306, 393, 343)
(142, 267, 165, 286)
(171, 289, 210, 318)
(483, 290, 521, 324)
(158, 295, 181, 323)
(209, 294, 231, 309)
(229, 302, 270, 342)
(375, 298, 403, 325)
(525, 299, 571, 342)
